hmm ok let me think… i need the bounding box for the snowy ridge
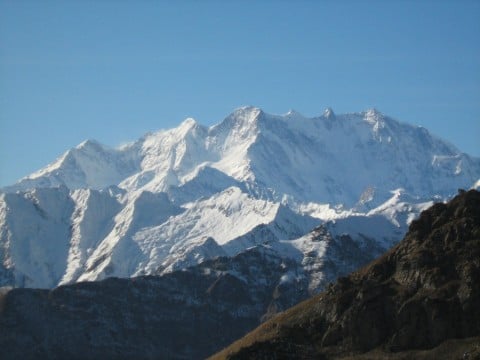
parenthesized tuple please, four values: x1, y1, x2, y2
(5, 140, 141, 192)
(1, 106, 479, 289)
(6, 106, 478, 206)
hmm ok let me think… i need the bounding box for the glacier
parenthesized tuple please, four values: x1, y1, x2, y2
(1, 106, 479, 289)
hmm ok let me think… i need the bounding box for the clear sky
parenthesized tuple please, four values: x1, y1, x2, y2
(1, 0, 479, 186)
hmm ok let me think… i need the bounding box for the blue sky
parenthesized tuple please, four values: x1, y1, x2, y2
(1, 0, 479, 186)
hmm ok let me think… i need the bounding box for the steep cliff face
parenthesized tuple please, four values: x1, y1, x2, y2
(211, 190, 480, 359)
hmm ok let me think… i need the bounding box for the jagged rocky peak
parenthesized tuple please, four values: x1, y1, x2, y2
(323, 107, 335, 119)
(230, 106, 263, 122)
(363, 107, 384, 124)
(284, 109, 305, 119)
(210, 106, 264, 136)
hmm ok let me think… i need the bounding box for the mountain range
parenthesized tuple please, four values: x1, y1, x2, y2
(1, 106, 479, 290)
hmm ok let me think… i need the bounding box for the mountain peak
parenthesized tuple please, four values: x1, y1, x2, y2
(216, 106, 264, 133)
(231, 106, 263, 119)
(76, 139, 103, 150)
(179, 117, 197, 127)
(177, 117, 198, 133)
(323, 107, 335, 119)
(363, 108, 383, 124)
(285, 109, 304, 119)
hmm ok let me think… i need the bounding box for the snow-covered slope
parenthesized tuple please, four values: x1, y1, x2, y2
(1, 106, 479, 289)
(4, 140, 141, 192)
(0, 187, 74, 287)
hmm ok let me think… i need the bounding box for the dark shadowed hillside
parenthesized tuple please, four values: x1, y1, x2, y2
(211, 189, 480, 360)
(0, 247, 309, 360)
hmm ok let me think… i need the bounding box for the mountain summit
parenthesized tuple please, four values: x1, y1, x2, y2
(5, 106, 479, 206)
(1, 107, 479, 288)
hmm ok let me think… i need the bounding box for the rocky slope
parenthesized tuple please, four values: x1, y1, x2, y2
(210, 189, 480, 359)
(0, 246, 310, 360)
(2, 107, 477, 289)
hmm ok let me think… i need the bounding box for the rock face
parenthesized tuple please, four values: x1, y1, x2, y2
(211, 189, 480, 359)
(0, 246, 310, 360)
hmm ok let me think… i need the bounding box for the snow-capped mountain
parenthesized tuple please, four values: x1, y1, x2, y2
(6, 106, 478, 206)
(1, 107, 479, 289)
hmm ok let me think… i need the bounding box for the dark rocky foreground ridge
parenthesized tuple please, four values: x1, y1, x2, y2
(0, 247, 310, 360)
(211, 190, 480, 360)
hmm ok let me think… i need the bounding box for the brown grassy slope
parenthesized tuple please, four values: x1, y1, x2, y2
(210, 189, 480, 360)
